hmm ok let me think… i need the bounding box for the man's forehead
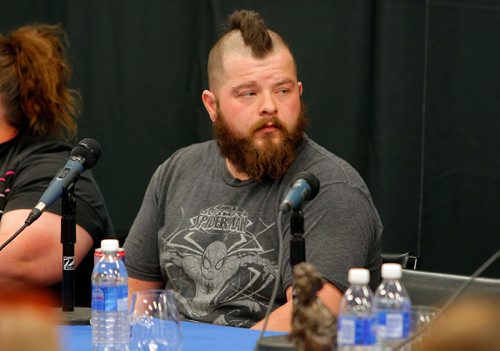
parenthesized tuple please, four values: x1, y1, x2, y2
(209, 31, 297, 92)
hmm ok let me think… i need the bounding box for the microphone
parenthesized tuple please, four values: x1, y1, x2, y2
(25, 138, 102, 225)
(279, 172, 320, 212)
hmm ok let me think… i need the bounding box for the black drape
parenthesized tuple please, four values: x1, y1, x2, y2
(1, 0, 498, 277)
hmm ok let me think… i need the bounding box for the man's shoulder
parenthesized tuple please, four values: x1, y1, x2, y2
(296, 137, 365, 188)
(294, 137, 382, 232)
(170, 139, 217, 160)
(163, 140, 218, 165)
(153, 139, 218, 179)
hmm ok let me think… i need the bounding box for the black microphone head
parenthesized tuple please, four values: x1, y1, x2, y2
(70, 138, 102, 170)
(295, 172, 320, 200)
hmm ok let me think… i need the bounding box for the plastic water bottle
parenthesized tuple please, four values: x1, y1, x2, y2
(91, 239, 129, 351)
(375, 263, 411, 350)
(337, 268, 377, 350)
(94, 247, 125, 266)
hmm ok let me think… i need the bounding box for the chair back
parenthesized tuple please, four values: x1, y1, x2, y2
(381, 252, 418, 269)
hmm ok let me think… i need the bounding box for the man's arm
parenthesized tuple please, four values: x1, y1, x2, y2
(0, 209, 94, 288)
(128, 277, 163, 298)
(251, 281, 343, 332)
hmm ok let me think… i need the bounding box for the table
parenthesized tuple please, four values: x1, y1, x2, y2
(59, 321, 286, 351)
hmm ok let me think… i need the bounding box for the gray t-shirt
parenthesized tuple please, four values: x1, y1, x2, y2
(124, 136, 382, 327)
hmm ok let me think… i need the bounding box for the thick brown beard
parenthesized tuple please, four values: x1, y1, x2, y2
(213, 103, 309, 181)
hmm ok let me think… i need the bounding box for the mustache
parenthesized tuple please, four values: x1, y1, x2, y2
(250, 117, 285, 134)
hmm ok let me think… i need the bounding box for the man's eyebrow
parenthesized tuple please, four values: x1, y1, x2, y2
(231, 82, 258, 93)
(273, 78, 296, 87)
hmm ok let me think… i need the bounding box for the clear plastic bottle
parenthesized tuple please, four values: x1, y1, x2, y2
(91, 239, 129, 351)
(94, 247, 103, 266)
(337, 268, 377, 351)
(374, 263, 412, 350)
(94, 247, 125, 266)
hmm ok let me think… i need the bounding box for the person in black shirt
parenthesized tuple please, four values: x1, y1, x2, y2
(0, 24, 113, 306)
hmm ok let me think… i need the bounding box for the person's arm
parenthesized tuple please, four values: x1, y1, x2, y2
(0, 209, 94, 288)
(124, 165, 166, 299)
(251, 281, 343, 332)
(128, 277, 163, 298)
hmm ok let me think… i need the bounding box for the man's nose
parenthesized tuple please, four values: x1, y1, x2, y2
(259, 91, 278, 116)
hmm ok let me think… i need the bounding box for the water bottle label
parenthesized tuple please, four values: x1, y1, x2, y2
(377, 310, 411, 339)
(92, 285, 128, 312)
(337, 316, 376, 346)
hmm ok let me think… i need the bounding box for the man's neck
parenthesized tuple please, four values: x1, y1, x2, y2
(225, 158, 251, 181)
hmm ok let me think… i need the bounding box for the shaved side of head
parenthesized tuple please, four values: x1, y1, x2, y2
(207, 10, 296, 92)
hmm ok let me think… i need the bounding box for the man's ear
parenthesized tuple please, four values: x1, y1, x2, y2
(298, 82, 303, 96)
(202, 90, 217, 122)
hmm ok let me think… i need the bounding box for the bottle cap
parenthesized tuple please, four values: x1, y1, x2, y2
(348, 268, 370, 284)
(100, 239, 119, 252)
(381, 263, 402, 279)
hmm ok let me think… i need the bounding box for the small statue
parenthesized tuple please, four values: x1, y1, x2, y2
(289, 262, 337, 351)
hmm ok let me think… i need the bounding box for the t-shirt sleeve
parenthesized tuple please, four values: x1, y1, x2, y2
(4, 151, 112, 242)
(124, 165, 164, 282)
(280, 183, 383, 293)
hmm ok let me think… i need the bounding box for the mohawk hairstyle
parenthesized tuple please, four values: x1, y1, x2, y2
(226, 10, 273, 58)
(206, 10, 295, 91)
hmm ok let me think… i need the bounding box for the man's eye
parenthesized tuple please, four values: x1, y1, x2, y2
(276, 88, 290, 95)
(238, 91, 257, 99)
(240, 91, 256, 97)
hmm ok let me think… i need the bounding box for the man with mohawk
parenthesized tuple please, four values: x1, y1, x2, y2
(125, 10, 382, 332)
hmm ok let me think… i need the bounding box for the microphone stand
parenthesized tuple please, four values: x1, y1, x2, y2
(256, 209, 306, 351)
(61, 186, 76, 311)
(290, 209, 305, 267)
(58, 182, 92, 324)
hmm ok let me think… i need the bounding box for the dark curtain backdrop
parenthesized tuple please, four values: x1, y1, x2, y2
(1, 0, 499, 277)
